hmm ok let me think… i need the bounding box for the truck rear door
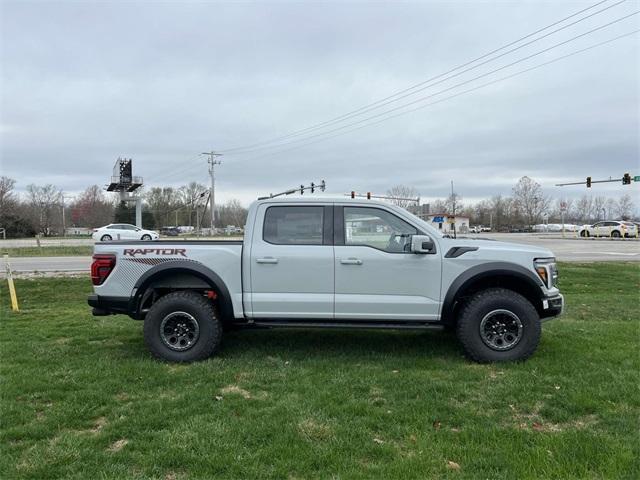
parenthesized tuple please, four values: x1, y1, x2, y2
(248, 203, 334, 318)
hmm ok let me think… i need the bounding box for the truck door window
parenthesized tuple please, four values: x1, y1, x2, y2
(263, 206, 324, 245)
(344, 207, 417, 253)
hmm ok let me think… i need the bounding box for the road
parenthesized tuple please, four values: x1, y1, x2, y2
(0, 236, 242, 248)
(3, 256, 91, 275)
(475, 233, 639, 262)
(1, 234, 637, 276)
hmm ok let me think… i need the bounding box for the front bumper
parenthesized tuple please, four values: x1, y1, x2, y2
(541, 293, 564, 321)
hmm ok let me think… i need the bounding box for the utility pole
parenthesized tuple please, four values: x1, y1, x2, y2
(202, 151, 222, 233)
(60, 193, 74, 236)
(451, 180, 457, 239)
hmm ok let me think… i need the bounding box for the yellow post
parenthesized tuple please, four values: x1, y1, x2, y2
(4, 254, 19, 312)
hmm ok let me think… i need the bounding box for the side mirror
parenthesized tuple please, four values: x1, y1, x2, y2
(411, 235, 436, 254)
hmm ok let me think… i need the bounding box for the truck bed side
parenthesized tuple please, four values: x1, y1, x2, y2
(93, 240, 244, 318)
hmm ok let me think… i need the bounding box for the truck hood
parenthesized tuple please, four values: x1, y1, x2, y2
(441, 237, 555, 259)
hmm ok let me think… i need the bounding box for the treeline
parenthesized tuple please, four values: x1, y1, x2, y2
(0, 177, 248, 238)
(0, 175, 635, 238)
(409, 176, 636, 229)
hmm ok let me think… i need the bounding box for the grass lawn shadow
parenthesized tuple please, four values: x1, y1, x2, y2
(218, 328, 461, 362)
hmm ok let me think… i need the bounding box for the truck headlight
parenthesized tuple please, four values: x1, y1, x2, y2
(534, 258, 558, 288)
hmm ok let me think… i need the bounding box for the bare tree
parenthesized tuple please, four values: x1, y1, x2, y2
(0, 176, 17, 216)
(145, 187, 181, 227)
(575, 195, 593, 223)
(217, 199, 248, 228)
(430, 198, 448, 214)
(473, 199, 492, 226)
(593, 196, 607, 222)
(26, 184, 61, 235)
(512, 176, 550, 228)
(617, 194, 635, 219)
(70, 185, 114, 228)
(605, 197, 618, 220)
(444, 192, 462, 215)
(179, 182, 207, 227)
(386, 185, 419, 208)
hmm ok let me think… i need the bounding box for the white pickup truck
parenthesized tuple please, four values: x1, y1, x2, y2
(88, 196, 563, 363)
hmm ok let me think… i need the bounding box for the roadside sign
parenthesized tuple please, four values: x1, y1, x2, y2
(634, 176, 640, 182)
(432, 216, 444, 223)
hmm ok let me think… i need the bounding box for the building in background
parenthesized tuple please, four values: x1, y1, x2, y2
(408, 203, 430, 221)
(427, 214, 470, 234)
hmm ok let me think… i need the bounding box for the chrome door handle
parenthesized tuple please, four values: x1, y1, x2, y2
(256, 257, 278, 264)
(340, 258, 363, 265)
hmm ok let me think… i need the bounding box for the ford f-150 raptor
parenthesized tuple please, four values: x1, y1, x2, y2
(88, 196, 564, 363)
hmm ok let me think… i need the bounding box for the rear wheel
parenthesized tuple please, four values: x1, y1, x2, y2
(100, 234, 112, 241)
(456, 288, 540, 363)
(580, 230, 588, 238)
(143, 291, 222, 362)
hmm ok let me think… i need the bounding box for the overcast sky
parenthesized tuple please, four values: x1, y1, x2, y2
(1, 0, 638, 206)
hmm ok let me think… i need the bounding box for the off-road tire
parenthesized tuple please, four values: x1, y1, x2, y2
(456, 288, 540, 363)
(100, 234, 112, 241)
(143, 291, 222, 362)
(141, 234, 152, 241)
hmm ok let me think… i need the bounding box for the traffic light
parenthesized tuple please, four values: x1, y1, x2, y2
(351, 191, 355, 198)
(310, 182, 315, 193)
(622, 173, 631, 185)
(366, 192, 371, 199)
(586, 176, 591, 188)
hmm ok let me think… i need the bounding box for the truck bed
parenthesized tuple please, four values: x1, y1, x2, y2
(93, 239, 244, 317)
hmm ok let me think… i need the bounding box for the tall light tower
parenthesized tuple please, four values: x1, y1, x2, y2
(106, 158, 144, 227)
(202, 151, 222, 232)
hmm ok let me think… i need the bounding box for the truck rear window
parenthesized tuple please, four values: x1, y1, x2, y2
(263, 206, 324, 245)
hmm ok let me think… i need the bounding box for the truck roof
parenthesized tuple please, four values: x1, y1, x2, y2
(254, 195, 392, 206)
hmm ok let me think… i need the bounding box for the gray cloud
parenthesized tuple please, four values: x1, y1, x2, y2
(1, 0, 638, 206)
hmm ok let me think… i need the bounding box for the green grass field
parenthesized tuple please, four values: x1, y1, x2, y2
(1, 263, 638, 479)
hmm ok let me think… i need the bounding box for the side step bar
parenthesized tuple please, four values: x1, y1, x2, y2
(250, 320, 444, 330)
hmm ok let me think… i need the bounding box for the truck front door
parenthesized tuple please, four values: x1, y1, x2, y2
(249, 204, 334, 319)
(334, 205, 442, 321)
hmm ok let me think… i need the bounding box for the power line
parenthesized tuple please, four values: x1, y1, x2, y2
(221, 13, 639, 158)
(156, 189, 210, 218)
(219, 0, 624, 154)
(227, 29, 639, 164)
(145, 153, 205, 185)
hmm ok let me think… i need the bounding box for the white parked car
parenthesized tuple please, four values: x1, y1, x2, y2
(92, 224, 159, 242)
(579, 221, 638, 238)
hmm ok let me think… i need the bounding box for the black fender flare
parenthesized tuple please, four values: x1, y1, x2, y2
(440, 261, 544, 324)
(130, 260, 234, 320)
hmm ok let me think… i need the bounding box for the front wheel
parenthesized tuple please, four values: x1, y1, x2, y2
(143, 291, 222, 362)
(141, 234, 152, 241)
(611, 230, 621, 238)
(580, 230, 588, 238)
(456, 288, 540, 363)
